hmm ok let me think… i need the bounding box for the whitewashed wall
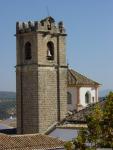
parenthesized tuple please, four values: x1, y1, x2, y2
(67, 86, 98, 111)
(67, 87, 77, 111)
(79, 87, 97, 107)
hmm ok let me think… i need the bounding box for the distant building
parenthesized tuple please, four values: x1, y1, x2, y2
(67, 69, 100, 111)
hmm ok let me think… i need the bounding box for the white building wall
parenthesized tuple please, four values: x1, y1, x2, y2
(67, 87, 77, 111)
(79, 87, 97, 107)
(67, 86, 98, 111)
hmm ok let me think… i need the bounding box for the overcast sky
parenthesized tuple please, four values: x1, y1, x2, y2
(0, 0, 113, 92)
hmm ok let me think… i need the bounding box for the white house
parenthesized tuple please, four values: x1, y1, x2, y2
(67, 69, 100, 111)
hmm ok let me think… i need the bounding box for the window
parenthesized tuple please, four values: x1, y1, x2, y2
(47, 42, 54, 60)
(67, 92, 72, 104)
(41, 21, 44, 26)
(92, 97, 95, 103)
(85, 91, 91, 104)
(25, 42, 32, 60)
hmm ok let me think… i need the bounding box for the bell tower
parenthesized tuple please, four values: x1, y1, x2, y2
(16, 16, 67, 134)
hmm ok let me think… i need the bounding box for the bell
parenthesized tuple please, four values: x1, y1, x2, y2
(48, 50, 52, 57)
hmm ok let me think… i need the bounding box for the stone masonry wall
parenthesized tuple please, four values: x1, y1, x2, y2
(59, 68, 67, 120)
(16, 66, 39, 134)
(38, 67, 57, 133)
(16, 17, 67, 134)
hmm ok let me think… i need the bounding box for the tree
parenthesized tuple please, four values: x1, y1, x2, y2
(73, 128, 87, 150)
(64, 141, 73, 150)
(65, 104, 103, 149)
(100, 91, 113, 147)
(85, 104, 103, 148)
(65, 92, 113, 149)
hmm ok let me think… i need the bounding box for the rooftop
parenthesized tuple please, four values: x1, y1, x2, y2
(65, 100, 106, 123)
(16, 16, 66, 35)
(0, 133, 65, 150)
(68, 69, 100, 86)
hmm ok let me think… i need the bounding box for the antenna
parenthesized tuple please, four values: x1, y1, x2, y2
(46, 6, 50, 17)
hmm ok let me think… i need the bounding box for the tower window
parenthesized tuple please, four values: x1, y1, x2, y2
(85, 91, 91, 104)
(47, 42, 54, 60)
(25, 42, 32, 60)
(67, 92, 72, 104)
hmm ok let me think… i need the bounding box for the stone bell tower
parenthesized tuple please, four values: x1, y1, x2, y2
(16, 16, 67, 134)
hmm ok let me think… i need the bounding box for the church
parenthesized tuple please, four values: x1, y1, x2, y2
(16, 16, 100, 134)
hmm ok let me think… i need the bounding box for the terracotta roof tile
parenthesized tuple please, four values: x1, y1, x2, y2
(68, 69, 100, 86)
(0, 134, 65, 150)
(65, 100, 106, 123)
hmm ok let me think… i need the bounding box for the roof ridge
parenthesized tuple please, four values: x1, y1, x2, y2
(68, 69, 77, 82)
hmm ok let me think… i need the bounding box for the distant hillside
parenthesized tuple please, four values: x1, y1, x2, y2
(0, 92, 16, 119)
(0, 91, 16, 100)
(0, 100, 16, 119)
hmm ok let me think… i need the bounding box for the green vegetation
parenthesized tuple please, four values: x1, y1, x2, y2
(65, 92, 113, 149)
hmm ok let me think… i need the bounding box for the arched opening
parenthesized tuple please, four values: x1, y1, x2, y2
(67, 92, 72, 104)
(47, 41, 54, 60)
(92, 97, 95, 103)
(25, 42, 32, 60)
(85, 91, 91, 104)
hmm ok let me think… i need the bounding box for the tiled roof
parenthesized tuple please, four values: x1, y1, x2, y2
(65, 100, 106, 123)
(68, 69, 100, 86)
(0, 133, 65, 150)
